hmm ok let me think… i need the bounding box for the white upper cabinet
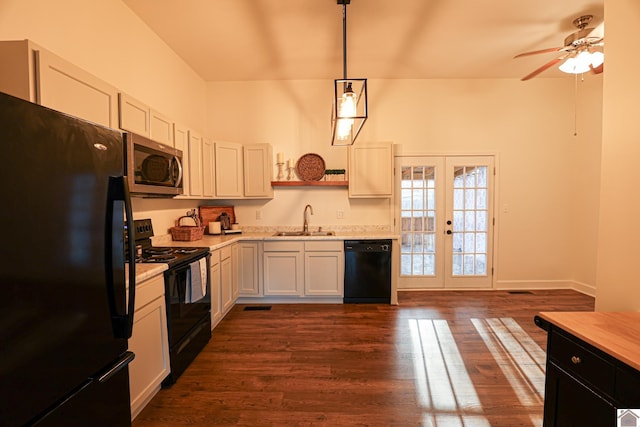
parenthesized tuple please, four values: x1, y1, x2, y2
(188, 130, 204, 198)
(214, 141, 244, 198)
(202, 137, 215, 198)
(37, 50, 119, 129)
(149, 109, 174, 146)
(348, 142, 394, 198)
(0, 40, 118, 128)
(173, 123, 190, 197)
(118, 93, 150, 136)
(119, 95, 175, 148)
(0, 40, 39, 102)
(243, 144, 274, 199)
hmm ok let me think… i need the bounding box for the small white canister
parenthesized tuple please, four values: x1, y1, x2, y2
(209, 221, 222, 235)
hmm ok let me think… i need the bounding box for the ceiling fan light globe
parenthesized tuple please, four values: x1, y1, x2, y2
(590, 51, 604, 68)
(559, 52, 592, 74)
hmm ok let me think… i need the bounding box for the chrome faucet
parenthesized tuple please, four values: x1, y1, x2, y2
(303, 204, 313, 233)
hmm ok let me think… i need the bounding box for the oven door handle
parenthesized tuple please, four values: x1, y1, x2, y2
(106, 175, 136, 339)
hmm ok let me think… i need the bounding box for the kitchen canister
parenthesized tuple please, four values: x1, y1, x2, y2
(208, 221, 222, 235)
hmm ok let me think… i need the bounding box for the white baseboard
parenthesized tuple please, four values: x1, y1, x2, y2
(236, 296, 344, 304)
(494, 279, 596, 297)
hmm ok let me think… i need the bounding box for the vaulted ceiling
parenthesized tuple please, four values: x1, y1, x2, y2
(123, 0, 604, 81)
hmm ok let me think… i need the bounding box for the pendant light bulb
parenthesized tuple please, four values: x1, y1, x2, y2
(339, 83, 357, 118)
(336, 84, 357, 140)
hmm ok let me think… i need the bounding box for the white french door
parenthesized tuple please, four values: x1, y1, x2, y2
(395, 155, 495, 289)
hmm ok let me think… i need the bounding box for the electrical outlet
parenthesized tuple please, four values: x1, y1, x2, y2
(256, 210, 262, 220)
(336, 210, 344, 219)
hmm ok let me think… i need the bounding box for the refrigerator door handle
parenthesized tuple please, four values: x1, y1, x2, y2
(95, 351, 135, 384)
(106, 175, 136, 339)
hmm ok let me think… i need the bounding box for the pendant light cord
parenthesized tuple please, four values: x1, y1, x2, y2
(573, 73, 578, 136)
(342, 2, 348, 80)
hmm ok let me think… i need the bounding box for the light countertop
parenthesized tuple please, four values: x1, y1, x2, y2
(126, 263, 167, 285)
(152, 231, 400, 251)
(537, 311, 640, 371)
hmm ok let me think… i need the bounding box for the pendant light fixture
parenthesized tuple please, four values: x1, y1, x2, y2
(331, 0, 367, 146)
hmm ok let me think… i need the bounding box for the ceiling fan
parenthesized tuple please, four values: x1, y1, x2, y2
(515, 15, 604, 81)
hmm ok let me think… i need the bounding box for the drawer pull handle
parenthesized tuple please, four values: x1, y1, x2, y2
(571, 356, 582, 365)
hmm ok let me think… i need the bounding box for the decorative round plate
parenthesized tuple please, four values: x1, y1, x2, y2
(296, 153, 326, 181)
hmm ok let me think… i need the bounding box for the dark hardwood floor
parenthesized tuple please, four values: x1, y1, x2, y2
(133, 290, 594, 426)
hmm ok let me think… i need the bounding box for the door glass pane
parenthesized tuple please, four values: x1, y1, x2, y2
(453, 189, 464, 209)
(400, 165, 436, 276)
(399, 156, 492, 287)
(451, 165, 489, 276)
(453, 211, 464, 231)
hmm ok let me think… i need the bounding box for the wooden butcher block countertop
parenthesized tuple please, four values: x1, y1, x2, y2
(537, 311, 640, 371)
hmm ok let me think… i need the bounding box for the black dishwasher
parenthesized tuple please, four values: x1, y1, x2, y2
(344, 240, 392, 303)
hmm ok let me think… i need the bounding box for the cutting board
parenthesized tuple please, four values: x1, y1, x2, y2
(199, 206, 236, 234)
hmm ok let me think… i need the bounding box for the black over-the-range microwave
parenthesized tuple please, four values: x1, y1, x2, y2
(125, 132, 184, 196)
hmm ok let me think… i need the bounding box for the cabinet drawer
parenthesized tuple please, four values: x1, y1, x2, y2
(549, 329, 615, 397)
(210, 249, 221, 266)
(304, 241, 343, 252)
(263, 241, 304, 252)
(134, 275, 165, 311)
(220, 245, 232, 260)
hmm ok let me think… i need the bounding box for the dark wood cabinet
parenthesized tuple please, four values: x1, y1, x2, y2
(536, 315, 640, 427)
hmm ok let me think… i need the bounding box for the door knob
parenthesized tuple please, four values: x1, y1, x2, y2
(446, 230, 452, 235)
(446, 220, 452, 225)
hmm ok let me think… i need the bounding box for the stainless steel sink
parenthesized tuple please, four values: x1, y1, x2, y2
(308, 230, 335, 236)
(273, 231, 306, 236)
(272, 230, 335, 237)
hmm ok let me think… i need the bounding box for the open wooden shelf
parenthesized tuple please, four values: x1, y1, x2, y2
(271, 181, 348, 187)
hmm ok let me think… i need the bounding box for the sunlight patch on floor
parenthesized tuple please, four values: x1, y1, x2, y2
(408, 318, 486, 425)
(471, 317, 546, 427)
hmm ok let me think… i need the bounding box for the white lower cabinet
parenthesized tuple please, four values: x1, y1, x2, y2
(304, 241, 344, 296)
(211, 245, 239, 330)
(256, 240, 345, 299)
(237, 241, 262, 296)
(263, 241, 304, 296)
(231, 243, 240, 300)
(209, 249, 222, 329)
(220, 245, 234, 313)
(128, 274, 169, 420)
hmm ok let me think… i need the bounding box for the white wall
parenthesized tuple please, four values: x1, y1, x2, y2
(595, 0, 640, 310)
(0, 0, 206, 131)
(0, 0, 208, 234)
(207, 77, 603, 289)
(570, 76, 603, 294)
(0, 0, 605, 291)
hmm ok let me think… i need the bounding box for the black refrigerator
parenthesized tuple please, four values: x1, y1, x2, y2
(0, 92, 136, 426)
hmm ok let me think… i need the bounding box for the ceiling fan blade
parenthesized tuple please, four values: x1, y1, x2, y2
(520, 55, 568, 81)
(590, 63, 604, 74)
(514, 47, 566, 59)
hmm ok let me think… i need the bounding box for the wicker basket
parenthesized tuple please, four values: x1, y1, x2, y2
(170, 215, 204, 241)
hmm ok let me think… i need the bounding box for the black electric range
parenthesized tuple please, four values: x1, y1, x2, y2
(128, 218, 211, 387)
(129, 218, 209, 267)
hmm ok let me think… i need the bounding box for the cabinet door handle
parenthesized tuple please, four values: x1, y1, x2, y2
(571, 356, 582, 364)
